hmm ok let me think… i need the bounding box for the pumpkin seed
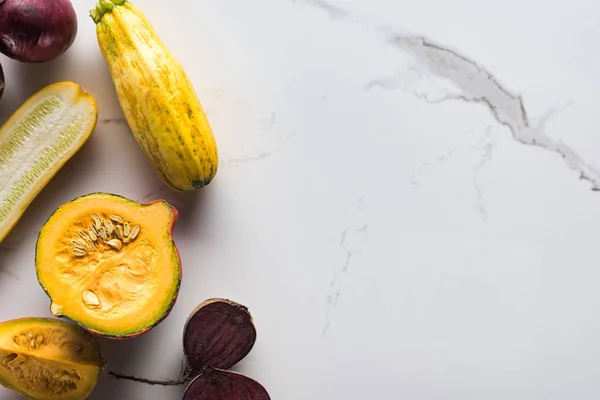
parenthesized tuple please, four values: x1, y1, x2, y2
(70, 240, 85, 249)
(35, 335, 44, 345)
(110, 215, 123, 224)
(129, 226, 140, 241)
(98, 226, 107, 240)
(88, 227, 98, 241)
(72, 248, 86, 257)
(124, 222, 130, 237)
(30, 339, 36, 349)
(105, 220, 114, 235)
(115, 225, 124, 239)
(87, 239, 95, 250)
(92, 215, 101, 230)
(107, 239, 123, 251)
(82, 290, 100, 307)
(78, 230, 90, 241)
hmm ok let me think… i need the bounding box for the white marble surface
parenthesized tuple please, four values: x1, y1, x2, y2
(1, 0, 600, 398)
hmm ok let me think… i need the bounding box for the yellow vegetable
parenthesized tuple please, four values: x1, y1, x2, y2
(90, 0, 218, 192)
(0, 317, 104, 400)
(35, 193, 181, 339)
(0, 82, 97, 244)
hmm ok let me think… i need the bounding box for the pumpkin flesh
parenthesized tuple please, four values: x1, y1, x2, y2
(35, 193, 181, 338)
(0, 317, 104, 400)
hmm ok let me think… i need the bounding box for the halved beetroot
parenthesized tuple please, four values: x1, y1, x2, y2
(108, 298, 271, 399)
(183, 298, 257, 371)
(183, 367, 270, 400)
(181, 299, 269, 399)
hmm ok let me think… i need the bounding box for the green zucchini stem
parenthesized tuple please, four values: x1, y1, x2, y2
(90, 0, 126, 23)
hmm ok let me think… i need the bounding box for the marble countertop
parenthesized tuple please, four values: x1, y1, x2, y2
(1, 0, 599, 399)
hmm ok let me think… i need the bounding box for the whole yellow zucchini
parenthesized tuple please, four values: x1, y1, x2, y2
(90, 0, 218, 192)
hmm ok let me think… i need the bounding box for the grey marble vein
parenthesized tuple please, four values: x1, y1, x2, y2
(227, 129, 296, 167)
(262, 112, 276, 132)
(294, 0, 349, 20)
(409, 148, 457, 187)
(227, 151, 274, 167)
(373, 34, 600, 190)
(471, 129, 495, 221)
(324, 198, 367, 335)
(297, 0, 600, 191)
(408, 128, 496, 220)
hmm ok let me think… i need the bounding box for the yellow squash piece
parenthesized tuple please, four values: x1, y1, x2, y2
(35, 193, 182, 339)
(0, 317, 104, 400)
(90, 0, 219, 192)
(0, 82, 97, 244)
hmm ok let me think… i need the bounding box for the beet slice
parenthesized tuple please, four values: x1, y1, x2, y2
(183, 367, 270, 400)
(183, 298, 257, 371)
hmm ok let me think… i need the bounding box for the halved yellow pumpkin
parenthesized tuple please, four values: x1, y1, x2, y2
(0, 317, 104, 400)
(35, 193, 181, 339)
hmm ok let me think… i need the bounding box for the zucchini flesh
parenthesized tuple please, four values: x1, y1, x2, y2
(0, 82, 98, 243)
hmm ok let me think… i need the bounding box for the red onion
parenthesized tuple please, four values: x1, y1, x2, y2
(0, 63, 4, 102)
(0, 0, 78, 63)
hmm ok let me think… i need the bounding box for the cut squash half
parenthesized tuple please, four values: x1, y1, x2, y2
(35, 193, 181, 339)
(0, 317, 104, 400)
(0, 82, 98, 243)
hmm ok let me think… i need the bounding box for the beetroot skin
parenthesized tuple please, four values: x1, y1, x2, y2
(0, 0, 78, 63)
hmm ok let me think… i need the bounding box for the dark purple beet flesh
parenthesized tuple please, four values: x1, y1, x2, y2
(183, 368, 270, 400)
(0, 0, 78, 63)
(183, 299, 257, 371)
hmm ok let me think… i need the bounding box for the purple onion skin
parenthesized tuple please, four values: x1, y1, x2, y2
(0, 0, 78, 63)
(0, 62, 4, 102)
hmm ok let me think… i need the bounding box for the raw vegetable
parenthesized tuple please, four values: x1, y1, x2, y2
(0, 317, 105, 400)
(0, 82, 98, 244)
(0, 62, 4, 102)
(183, 298, 257, 371)
(90, 0, 219, 192)
(0, 0, 78, 63)
(35, 192, 182, 339)
(183, 368, 270, 400)
(181, 299, 270, 400)
(109, 299, 271, 399)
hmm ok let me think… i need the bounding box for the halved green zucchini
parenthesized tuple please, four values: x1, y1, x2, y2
(0, 82, 98, 243)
